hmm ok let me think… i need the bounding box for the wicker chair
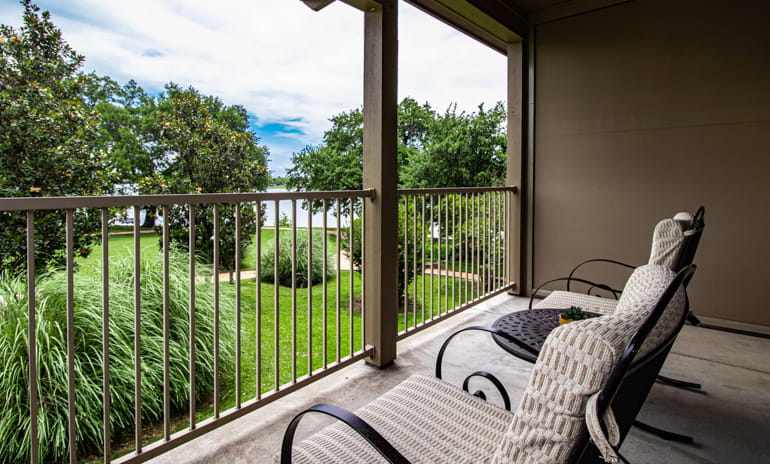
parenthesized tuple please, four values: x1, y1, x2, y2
(528, 207, 705, 319)
(280, 264, 694, 464)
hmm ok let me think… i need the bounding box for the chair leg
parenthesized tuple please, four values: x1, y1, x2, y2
(633, 420, 694, 444)
(656, 374, 701, 390)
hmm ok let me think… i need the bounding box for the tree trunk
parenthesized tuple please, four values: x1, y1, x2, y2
(142, 206, 156, 228)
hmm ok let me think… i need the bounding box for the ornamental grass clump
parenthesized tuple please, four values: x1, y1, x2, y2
(260, 230, 332, 287)
(0, 248, 235, 463)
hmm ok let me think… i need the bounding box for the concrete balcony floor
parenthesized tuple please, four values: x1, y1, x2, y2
(147, 294, 770, 464)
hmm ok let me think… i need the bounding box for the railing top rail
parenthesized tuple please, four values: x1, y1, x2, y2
(0, 189, 375, 212)
(397, 186, 517, 195)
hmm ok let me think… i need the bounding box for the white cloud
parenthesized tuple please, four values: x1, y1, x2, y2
(1, 0, 506, 170)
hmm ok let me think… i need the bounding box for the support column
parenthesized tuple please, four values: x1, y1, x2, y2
(363, 0, 398, 367)
(506, 41, 526, 295)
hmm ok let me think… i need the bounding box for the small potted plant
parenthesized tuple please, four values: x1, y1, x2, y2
(559, 306, 585, 325)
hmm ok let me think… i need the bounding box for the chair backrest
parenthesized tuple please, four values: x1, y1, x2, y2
(569, 264, 695, 463)
(492, 264, 692, 464)
(648, 206, 705, 272)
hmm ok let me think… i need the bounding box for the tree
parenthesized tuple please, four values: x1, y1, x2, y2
(140, 84, 269, 273)
(400, 102, 507, 188)
(0, 0, 113, 272)
(285, 98, 506, 192)
(86, 76, 164, 226)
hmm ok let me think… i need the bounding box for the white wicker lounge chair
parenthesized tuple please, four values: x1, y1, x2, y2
(529, 207, 704, 318)
(280, 264, 693, 464)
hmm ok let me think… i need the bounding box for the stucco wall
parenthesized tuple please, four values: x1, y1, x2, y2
(532, 0, 770, 328)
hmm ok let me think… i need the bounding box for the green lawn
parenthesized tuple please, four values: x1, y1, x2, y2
(79, 230, 476, 457)
(194, 270, 363, 423)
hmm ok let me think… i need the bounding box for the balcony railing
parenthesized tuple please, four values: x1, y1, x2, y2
(397, 186, 516, 338)
(0, 185, 516, 463)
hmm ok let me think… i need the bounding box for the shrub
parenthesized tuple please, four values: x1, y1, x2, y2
(260, 231, 332, 287)
(341, 202, 426, 297)
(0, 248, 235, 462)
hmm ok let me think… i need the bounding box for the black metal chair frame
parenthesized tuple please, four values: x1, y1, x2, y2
(281, 266, 696, 464)
(528, 206, 705, 314)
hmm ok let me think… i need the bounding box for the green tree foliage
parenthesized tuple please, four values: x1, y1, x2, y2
(87, 76, 160, 187)
(286, 97, 506, 192)
(292, 97, 506, 297)
(0, 0, 114, 272)
(400, 102, 507, 188)
(140, 84, 270, 272)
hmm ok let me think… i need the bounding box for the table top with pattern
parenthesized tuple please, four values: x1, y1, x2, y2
(491, 308, 601, 363)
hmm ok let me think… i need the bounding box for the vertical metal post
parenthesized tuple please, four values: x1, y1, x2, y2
(336, 199, 341, 360)
(436, 195, 442, 315)
(349, 200, 354, 355)
(26, 212, 38, 464)
(291, 200, 297, 383)
(464, 194, 469, 304)
(451, 193, 457, 309)
(444, 195, 448, 313)
(101, 210, 111, 462)
(429, 195, 434, 319)
(213, 205, 220, 417)
(274, 201, 280, 389)
(402, 195, 408, 330)
(188, 205, 196, 428)
(255, 204, 262, 399)
(322, 199, 328, 368)
(420, 196, 426, 323)
(162, 206, 171, 438)
(235, 204, 242, 404)
(133, 205, 142, 452)
(65, 210, 76, 464)
(360, 199, 366, 350)
(307, 203, 313, 374)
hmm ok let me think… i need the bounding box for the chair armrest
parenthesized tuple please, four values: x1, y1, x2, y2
(528, 276, 622, 309)
(567, 258, 636, 292)
(435, 325, 527, 411)
(281, 404, 411, 464)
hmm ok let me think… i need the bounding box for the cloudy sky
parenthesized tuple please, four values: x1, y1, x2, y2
(0, 0, 506, 174)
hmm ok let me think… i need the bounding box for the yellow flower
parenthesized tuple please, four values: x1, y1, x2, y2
(195, 187, 203, 192)
(29, 186, 41, 193)
(10, 36, 20, 42)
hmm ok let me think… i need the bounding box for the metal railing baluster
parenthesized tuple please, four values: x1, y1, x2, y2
(420, 196, 426, 324)
(101, 210, 111, 462)
(307, 203, 313, 376)
(213, 205, 220, 417)
(256, 203, 262, 400)
(26, 211, 38, 464)
(189, 205, 196, 429)
(403, 195, 408, 330)
(291, 200, 297, 384)
(134, 205, 142, 451)
(235, 204, 242, 405)
(65, 210, 76, 464)
(273, 201, 280, 390)
(322, 199, 328, 369)
(349, 200, 354, 356)
(336, 199, 341, 361)
(162, 205, 171, 437)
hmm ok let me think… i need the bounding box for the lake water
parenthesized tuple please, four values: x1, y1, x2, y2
(261, 188, 351, 228)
